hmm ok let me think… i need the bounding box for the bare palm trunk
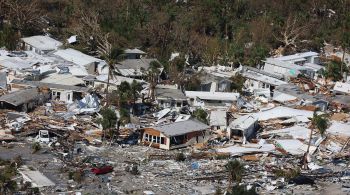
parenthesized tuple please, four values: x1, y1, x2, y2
(105, 68, 111, 106)
(341, 47, 346, 81)
(304, 128, 314, 169)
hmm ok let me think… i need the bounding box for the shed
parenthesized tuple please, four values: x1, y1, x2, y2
(228, 114, 258, 143)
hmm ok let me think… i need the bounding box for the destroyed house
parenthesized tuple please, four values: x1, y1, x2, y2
(209, 110, 228, 130)
(241, 66, 287, 97)
(262, 57, 321, 79)
(54, 48, 106, 75)
(227, 114, 258, 143)
(11, 79, 90, 103)
(185, 91, 239, 108)
(0, 88, 49, 112)
(155, 88, 187, 109)
(274, 51, 320, 65)
(141, 119, 210, 150)
(21, 35, 63, 54)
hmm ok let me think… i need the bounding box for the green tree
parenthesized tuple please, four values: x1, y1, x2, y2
(225, 160, 244, 191)
(98, 108, 118, 130)
(321, 60, 348, 81)
(130, 80, 143, 114)
(193, 108, 208, 124)
(97, 108, 118, 140)
(117, 81, 132, 107)
(0, 159, 18, 194)
(230, 74, 246, 93)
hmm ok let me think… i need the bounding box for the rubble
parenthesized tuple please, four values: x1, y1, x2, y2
(0, 40, 349, 194)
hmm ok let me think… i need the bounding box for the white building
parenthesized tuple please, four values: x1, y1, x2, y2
(262, 52, 322, 79)
(21, 36, 63, 54)
(209, 110, 227, 130)
(185, 91, 239, 108)
(227, 114, 258, 143)
(54, 48, 106, 75)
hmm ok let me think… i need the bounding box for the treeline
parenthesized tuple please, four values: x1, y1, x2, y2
(0, 0, 349, 67)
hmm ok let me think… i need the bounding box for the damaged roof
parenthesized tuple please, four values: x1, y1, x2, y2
(185, 91, 239, 101)
(229, 114, 257, 130)
(40, 73, 84, 86)
(0, 72, 7, 89)
(118, 58, 159, 70)
(0, 88, 40, 106)
(156, 88, 187, 101)
(209, 110, 227, 126)
(21, 35, 62, 51)
(253, 106, 313, 121)
(149, 119, 209, 137)
(54, 48, 103, 67)
(11, 79, 90, 92)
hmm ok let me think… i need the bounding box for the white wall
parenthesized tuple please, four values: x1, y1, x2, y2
(51, 90, 73, 103)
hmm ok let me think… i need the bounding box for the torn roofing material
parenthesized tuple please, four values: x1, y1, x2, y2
(185, 91, 239, 101)
(260, 125, 311, 140)
(149, 119, 209, 137)
(0, 88, 39, 106)
(229, 114, 257, 130)
(217, 143, 275, 155)
(253, 106, 313, 121)
(11, 79, 90, 92)
(0, 72, 7, 89)
(54, 48, 103, 67)
(209, 110, 227, 126)
(333, 82, 350, 95)
(19, 168, 55, 188)
(327, 121, 350, 137)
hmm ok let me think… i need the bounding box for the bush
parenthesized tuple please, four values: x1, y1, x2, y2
(32, 142, 41, 154)
(175, 152, 186, 162)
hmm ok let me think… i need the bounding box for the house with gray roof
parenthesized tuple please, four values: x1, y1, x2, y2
(0, 88, 49, 112)
(141, 119, 210, 150)
(155, 87, 187, 109)
(10, 79, 89, 103)
(227, 114, 258, 144)
(21, 35, 63, 55)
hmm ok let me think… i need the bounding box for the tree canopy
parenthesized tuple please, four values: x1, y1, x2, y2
(0, 0, 349, 66)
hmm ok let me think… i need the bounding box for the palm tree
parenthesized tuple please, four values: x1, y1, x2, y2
(99, 46, 125, 106)
(225, 160, 244, 191)
(304, 111, 329, 169)
(131, 80, 143, 114)
(146, 61, 161, 101)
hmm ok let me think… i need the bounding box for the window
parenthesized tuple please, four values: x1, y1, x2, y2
(161, 137, 165, 144)
(144, 133, 149, 141)
(67, 94, 71, 101)
(176, 102, 182, 107)
(52, 91, 56, 96)
(56, 92, 61, 99)
(156, 137, 160, 143)
(152, 136, 157, 142)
